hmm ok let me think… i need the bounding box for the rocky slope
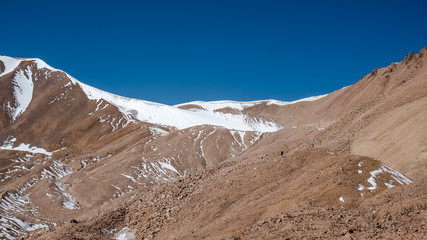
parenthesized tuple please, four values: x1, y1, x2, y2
(0, 54, 329, 238)
(2, 47, 427, 239)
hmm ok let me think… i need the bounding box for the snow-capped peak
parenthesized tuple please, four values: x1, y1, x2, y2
(0, 56, 58, 75)
(0, 56, 60, 122)
(0, 55, 326, 132)
(0, 55, 22, 77)
(68, 77, 281, 132)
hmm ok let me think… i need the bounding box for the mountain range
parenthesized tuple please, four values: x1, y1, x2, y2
(0, 47, 426, 239)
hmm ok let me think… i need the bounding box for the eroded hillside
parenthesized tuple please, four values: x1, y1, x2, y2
(1, 47, 426, 239)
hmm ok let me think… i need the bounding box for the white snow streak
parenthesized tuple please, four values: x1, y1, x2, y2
(0, 137, 53, 156)
(359, 163, 412, 192)
(55, 182, 80, 210)
(127, 157, 182, 185)
(149, 126, 169, 136)
(0, 179, 49, 239)
(8, 68, 34, 121)
(200, 129, 216, 164)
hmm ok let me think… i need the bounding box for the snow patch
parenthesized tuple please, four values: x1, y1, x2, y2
(129, 157, 182, 184)
(8, 68, 34, 121)
(0, 137, 53, 156)
(0, 216, 48, 239)
(249, 132, 262, 145)
(365, 163, 412, 191)
(158, 160, 180, 174)
(149, 126, 169, 136)
(0, 179, 50, 239)
(230, 130, 248, 149)
(121, 174, 138, 183)
(80, 154, 112, 169)
(176, 95, 327, 110)
(366, 175, 379, 190)
(114, 227, 135, 240)
(262, 95, 327, 106)
(41, 160, 73, 180)
(200, 129, 216, 164)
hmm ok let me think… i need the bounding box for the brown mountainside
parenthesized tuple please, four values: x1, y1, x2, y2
(0, 47, 426, 239)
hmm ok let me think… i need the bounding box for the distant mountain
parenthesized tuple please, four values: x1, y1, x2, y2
(1, 47, 427, 239)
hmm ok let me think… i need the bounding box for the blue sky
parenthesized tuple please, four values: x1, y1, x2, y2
(1, 0, 426, 105)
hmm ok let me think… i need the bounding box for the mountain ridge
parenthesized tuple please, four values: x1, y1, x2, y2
(0, 47, 426, 239)
(0, 54, 329, 133)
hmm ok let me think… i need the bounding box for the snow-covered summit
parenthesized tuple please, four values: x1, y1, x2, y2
(0, 56, 59, 122)
(175, 94, 327, 111)
(0, 55, 22, 77)
(0, 55, 327, 132)
(70, 78, 282, 132)
(0, 56, 57, 76)
(68, 79, 328, 132)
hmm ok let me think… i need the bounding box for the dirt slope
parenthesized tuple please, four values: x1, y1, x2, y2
(3, 47, 427, 239)
(350, 48, 427, 179)
(19, 148, 425, 240)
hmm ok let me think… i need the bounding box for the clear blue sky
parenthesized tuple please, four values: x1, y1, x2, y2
(1, 0, 426, 105)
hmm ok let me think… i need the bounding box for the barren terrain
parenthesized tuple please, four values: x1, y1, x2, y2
(1, 47, 426, 239)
